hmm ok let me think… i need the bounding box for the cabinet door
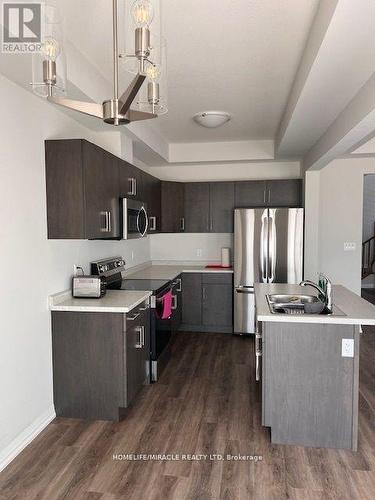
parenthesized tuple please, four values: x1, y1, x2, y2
(171, 277, 182, 332)
(161, 181, 185, 232)
(45, 139, 85, 239)
(143, 172, 161, 233)
(202, 284, 233, 328)
(118, 159, 144, 201)
(234, 181, 267, 208)
(181, 273, 202, 326)
(209, 182, 235, 232)
(126, 312, 145, 406)
(266, 179, 302, 207)
(184, 183, 210, 232)
(83, 142, 120, 239)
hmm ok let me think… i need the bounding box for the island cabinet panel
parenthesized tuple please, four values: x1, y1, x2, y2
(262, 321, 359, 451)
(209, 182, 235, 233)
(161, 181, 185, 233)
(184, 183, 210, 232)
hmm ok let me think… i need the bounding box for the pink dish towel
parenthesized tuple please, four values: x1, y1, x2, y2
(156, 289, 173, 319)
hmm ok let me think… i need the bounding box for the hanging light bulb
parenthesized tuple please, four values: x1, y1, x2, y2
(131, 0, 154, 28)
(146, 63, 161, 82)
(41, 38, 60, 62)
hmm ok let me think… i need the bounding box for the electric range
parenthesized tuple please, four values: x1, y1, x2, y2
(91, 257, 178, 381)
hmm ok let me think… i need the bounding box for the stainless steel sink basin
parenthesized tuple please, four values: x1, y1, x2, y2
(266, 294, 346, 316)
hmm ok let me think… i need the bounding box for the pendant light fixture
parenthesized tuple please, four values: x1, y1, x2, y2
(31, 0, 167, 126)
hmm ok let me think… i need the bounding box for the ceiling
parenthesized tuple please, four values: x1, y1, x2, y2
(59, 0, 320, 143)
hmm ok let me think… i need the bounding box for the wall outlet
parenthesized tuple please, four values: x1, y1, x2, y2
(342, 338, 354, 358)
(344, 242, 356, 251)
(131, 251, 134, 261)
(196, 248, 202, 257)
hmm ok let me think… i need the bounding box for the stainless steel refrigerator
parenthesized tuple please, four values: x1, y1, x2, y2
(234, 208, 304, 334)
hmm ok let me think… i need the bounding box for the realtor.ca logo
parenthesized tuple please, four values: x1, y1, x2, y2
(2, 2, 43, 53)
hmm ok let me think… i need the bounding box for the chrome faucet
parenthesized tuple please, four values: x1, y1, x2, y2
(300, 273, 333, 312)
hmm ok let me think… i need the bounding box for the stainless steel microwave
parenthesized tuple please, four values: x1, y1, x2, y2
(121, 198, 148, 239)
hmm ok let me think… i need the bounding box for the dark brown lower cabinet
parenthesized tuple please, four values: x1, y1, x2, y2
(180, 273, 233, 333)
(52, 300, 150, 421)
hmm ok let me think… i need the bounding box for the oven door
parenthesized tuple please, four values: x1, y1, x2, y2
(122, 198, 148, 239)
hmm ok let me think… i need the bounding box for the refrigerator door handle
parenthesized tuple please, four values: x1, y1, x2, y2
(235, 286, 254, 294)
(260, 211, 268, 283)
(268, 210, 276, 283)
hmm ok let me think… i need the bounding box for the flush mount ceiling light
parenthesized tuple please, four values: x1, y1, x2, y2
(31, 0, 168, 126)
(193, 111, 231, 128)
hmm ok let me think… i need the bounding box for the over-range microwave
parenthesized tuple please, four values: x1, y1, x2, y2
(121, 198, 148, 239)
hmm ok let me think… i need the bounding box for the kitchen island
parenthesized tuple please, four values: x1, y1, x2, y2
(255, 283, 375, 451)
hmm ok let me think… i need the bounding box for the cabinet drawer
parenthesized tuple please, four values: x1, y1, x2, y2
(202, 273, 233, 285)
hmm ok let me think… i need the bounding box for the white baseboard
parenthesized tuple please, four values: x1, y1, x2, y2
(0, 406, 56, 473)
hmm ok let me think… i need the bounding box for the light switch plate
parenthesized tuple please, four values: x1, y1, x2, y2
(196, 249, 202, 257)
(342, 338, 354, 357)
(344, 242, 356, 251)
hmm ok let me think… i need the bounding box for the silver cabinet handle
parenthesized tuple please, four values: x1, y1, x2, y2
(100, 211, 108, 233)
(128, 177, 137, 196)
(172, 295, 177, 310)
(176, 278, 182, 292)
(149, 216, 156, 231)
(268, 189, 271, 204)
(255, 333, 262, 382)
(135, 326, 143, 348)
(263, 189, 266, 204)
(127, 312, 140, 321)
(140, 325, 145, 347)
(202, 286, 207, 301)
(108, 211, 111, 233)
(180, 217, 185, 231)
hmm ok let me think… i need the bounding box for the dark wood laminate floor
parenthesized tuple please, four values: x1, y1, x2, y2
(1, 330, 375, 500)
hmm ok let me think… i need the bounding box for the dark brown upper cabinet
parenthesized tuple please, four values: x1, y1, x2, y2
(142, 171, 161, 233)
(184, 182, 210, 233)
(118, 159, 144, 200)
(234, 179, 302, 209)
(209, 182, 235, 233)
(161, 181, 185, 233)
(45, 139, 120, 239)
(234, 180, 267, 208)
(266, 179, 302, 207)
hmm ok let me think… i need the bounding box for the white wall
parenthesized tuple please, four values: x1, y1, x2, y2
(0, 75, 151, 470)
(150, 233, 233, 263)
(142, 161, 301, 182)
(304, 156, 375, 295)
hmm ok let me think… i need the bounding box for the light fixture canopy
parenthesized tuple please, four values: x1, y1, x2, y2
(31, 0, 167, 126)
(193, 111, 231, 128)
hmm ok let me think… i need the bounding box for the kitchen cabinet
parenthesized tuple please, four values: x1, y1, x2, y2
(171, 276, 183, 332)
(83, 142, 120, 239)
(181, 273, 202, 326)
(266, 179, 302, 207)
(142, 171, 161, 233)
(262, 321, 359, 450)
(126, 304, 150, 405)
(209, 182, 235, 232)
(234, 180, 302, 209)
(51, 300, 150, 421)
(181, 273, 233, 333)
(45, 139, 120, 239)
(161, 181, 185, 232)
(202, 274, 233, 332)
(234, 181, 267, 208)
(184, 183, 210, 232)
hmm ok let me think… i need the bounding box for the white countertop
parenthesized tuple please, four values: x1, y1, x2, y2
(49, 290, 152, 313)
(127, 264, 233, 281)
(255, 283, 375, 325)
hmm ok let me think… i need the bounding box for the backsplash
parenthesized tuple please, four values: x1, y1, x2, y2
(149, 233, 233, 263)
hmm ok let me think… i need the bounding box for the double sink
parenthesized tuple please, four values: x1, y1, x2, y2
(266, 294, 346, 317)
